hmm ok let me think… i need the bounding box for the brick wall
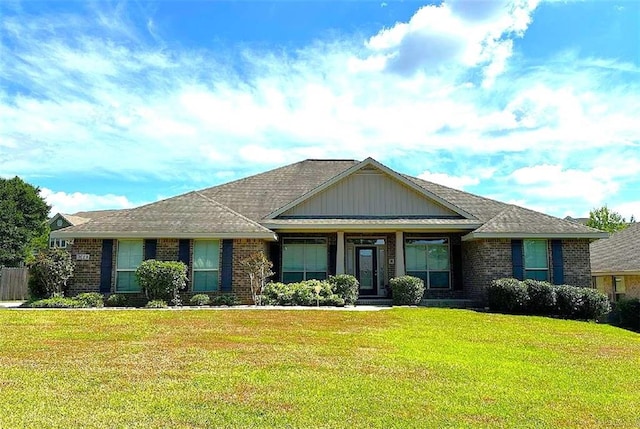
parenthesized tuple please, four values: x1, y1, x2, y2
(462, 239, 512, 302)
(231, 238, 269, 304)
(66, 238, 106, 294)
(562, 239, 591, 288)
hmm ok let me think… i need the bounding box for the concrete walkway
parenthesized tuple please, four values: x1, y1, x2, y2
(0, 301, 25, 308)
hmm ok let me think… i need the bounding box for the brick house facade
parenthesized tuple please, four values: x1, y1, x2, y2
(52, 157, 605, 305)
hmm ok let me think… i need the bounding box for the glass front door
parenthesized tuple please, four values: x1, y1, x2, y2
(356, 247, 377, 295)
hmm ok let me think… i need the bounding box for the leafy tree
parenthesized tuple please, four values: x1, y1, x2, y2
(586, 205, 632, 233)
(29, 248, 75, 299)
(0, 177, 51, 267)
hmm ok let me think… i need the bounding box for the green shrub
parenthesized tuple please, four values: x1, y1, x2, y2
(329, 274, 359, 305)
(29, 295, 80, 308)
(135, 260, 187, 305)
(189, 294, 211, 306)
(105, 294, 129, 307)
(524, 279, 556, 315)
(486, 278, 529, 313)
(262, 282, 294, 305)
(28, 249, 74, 299)
(261, 280, 345, 306)
(74, 292, 104, 308)
(390, 276, 425, 306)
(555, 285, 584, 318)
(321, 295, 346, 307)
(576, 288, 610, 321)
(615, 298, 640, 331)
(211, 294, 238, 306)
(145, 300, 168, 308)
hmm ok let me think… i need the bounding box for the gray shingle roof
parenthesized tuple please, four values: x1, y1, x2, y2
(471, 205, 603, 235)
(55, 191, 274, 238)
(198, 159, 359, 221)
(590, 222, 640, 273)
(52, 158, 606, 238)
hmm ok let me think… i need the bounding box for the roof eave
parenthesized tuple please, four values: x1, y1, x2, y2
(261, 222, 482, 231)
(51, 231, 278, 241)
(592, 270, 640, 276)
(462, 232, 610, 241)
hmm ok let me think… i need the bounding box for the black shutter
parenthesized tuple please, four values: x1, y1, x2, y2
(269, 241, 281, 282)
(100, 239, 113, 293)
(178, 239, 190, 265)
(551, 240, 564, 285)
(221, 239, 233, 292)
(328, 244, 337, 276)
(144, 239, 157, 260)
(511, 239, 524, 280)
(451, 242, 463, 290)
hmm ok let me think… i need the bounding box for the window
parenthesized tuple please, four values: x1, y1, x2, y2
(193, 240, 220, 292)
(116, 240, 143, 292)
(282, 238, 327, 283)
(49, 238, 67, 248)
(405, 238, 450, 289)
(614, 276, 626, 302)
(524, 239, 548, 281)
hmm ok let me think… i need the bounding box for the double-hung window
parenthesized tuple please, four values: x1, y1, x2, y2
(523, 239, 549, 281)
(193, 240, 220, 292)
(116, 240, 143, 292)
(282, 238, 327, 283)
(405, 238, 451, 289)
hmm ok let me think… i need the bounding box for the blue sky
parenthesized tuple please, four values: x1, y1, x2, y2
(1, 0, 639, 220)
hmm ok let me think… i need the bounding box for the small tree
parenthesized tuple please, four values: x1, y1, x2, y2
(135, 260, 187, 306)
(240, 252, 274, 305)
(586, 205, 631, 233)
(29, 248, 74, 298)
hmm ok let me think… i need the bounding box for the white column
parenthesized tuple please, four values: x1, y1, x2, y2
(395, 231, 405, 277)
(336, 231, 345, 275)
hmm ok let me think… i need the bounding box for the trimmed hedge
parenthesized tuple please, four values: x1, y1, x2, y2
(487, 278, 610, 321)
(189, 294, 211, 306)
(329, 275, 359, 305)
(135, 260, 187, 305)
(261, 277, 354, 306)
(105, 294, 129, 307)
(614, 298, 640, 332)
(29, 292, 105, 308)
(487, 278, 529, 314)
(389, 276, 425, 306)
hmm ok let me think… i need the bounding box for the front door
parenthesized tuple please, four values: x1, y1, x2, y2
(356, 247, 377, 296)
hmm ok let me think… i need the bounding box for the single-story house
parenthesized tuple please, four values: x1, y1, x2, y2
(50, 157, 607, 304)
(591, 222, 640, 301)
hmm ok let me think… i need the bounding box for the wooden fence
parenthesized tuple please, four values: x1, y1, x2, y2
(0, 267, 29, 300)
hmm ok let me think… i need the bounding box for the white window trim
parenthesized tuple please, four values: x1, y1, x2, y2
(282, 237, 328, 282)
(523, 239, 549, 280)
(49, 238, 67, 249)
(192, 239, 220, 292)
(404, 237, 451, 290)
(115, 239, 143, 293)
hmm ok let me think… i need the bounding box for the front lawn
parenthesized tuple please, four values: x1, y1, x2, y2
(0, 308, 638, 428)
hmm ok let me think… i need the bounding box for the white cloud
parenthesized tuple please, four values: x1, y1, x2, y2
(364, 0, 539, 83)
(611, 201, 640, 221)
(41, 188, 137, 215)
(0, 1, 638, 219)
(418, 171, 479, 190)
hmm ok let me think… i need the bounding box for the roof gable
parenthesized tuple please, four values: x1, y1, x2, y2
(267, 158, 475, 220)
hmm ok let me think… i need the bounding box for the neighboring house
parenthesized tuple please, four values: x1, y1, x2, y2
(48, 210, 120, 248)
(50, 157, 606, 304)
(590, 222, 640, 302)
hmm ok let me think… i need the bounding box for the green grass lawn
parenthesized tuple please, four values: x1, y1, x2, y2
(0, 308, 638, 428)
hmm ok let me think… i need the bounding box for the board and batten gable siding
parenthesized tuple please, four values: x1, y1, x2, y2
(281, 170, 460, 218)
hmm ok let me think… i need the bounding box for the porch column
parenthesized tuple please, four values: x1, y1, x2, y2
(395, 231, 405, 277)
(336, 231, 345, 275)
